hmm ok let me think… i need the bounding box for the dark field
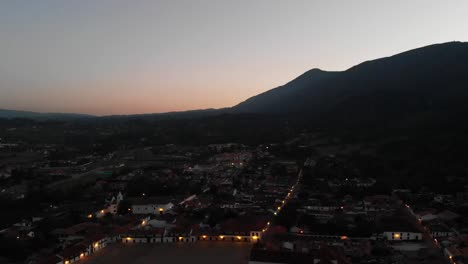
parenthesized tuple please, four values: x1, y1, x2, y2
(84, 241, 252, 264)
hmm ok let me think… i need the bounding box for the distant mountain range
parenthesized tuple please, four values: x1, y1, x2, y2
(0, 109, 93, 120)
(2, 41, 468, 126)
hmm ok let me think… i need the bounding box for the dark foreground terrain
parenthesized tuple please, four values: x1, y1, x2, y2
(84, 242, 252, 264)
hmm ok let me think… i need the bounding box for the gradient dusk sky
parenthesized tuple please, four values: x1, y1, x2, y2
(1, 1, 467, 115)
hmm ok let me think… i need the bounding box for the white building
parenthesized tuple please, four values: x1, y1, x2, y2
(380, 217, 423, 241)
(96, 192, 124, 218)
(382, 231, 422, 241)
(131, 197, 175, 215)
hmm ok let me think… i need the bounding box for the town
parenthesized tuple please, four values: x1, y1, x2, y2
(2, 1, 468, 263)
(2, 128, 468, 264)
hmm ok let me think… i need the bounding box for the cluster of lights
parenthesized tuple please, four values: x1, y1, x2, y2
(262, 222, 271, 233)
(264, 176, 301, 237)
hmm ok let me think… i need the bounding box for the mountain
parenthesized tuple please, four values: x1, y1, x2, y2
(3, 41, 468, 126)
(232, 68, 339, 113)
(0, 109, 94, 120)
(232, 41, 468, 127)
(100, 108, 228, 121)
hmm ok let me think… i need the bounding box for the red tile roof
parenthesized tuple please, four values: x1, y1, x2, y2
(64, 222, 101, 235)
(221, 215, 269, 233)
(61, 244, 88, 259)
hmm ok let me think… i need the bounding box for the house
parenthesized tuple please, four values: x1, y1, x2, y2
(363, 195, 393, 213)
(147, 219, 172, 229)
(444, 247, 468, 262)
(95, 192, 124, 218)
(429, 223, 455, 238)
(85, 233, 109, 253)
(416, 211, 438, 222)
(121, 228, 165, 243)
(165, 226, 195, 243)
(60, 244, 88, 264)
(378, 217, 422, 241)
(195, 227, 225, 241)
(52, 222, 102, 242)
(220, 215, 268, 242)
(107, 192, 124, 213)
(306, 204, 340, 212)
(130, 197, 175, 215)
(59, 233, 110, 263)
(213, 152, 252, 167)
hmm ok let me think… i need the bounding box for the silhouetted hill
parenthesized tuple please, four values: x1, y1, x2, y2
(232, 41, 468, 128)
(100, 108, 228, 121)
(0, 109, 93, 120)
(232, 69, 338, 113)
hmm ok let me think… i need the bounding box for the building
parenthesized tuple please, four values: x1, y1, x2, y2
(429, 223, 455, 238)
(95, 192, 124, 218)
(220, 215, 268, 242)
(378, 217, 422, 241)
(130, 197, 175, 215)
(121, 228, 165, 244)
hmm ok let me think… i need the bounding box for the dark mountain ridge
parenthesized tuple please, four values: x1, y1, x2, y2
(232, 41, 468, 128)
(3, 41, 468, 129)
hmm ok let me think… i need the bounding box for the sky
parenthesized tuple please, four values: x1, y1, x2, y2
(1, 0, 467, 115)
